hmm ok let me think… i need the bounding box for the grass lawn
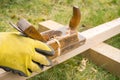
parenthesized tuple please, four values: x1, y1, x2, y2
(0, 0, 120, 80)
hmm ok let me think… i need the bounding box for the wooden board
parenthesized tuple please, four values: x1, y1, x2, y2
(0, 69, 5, 74)
(39, 20, 64, 30)
(0, 18, 120, 80)
(82, 43, 120, 76)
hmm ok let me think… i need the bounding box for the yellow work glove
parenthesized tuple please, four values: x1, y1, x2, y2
(0, 32, 54, 76)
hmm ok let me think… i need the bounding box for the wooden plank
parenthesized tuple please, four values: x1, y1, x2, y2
(0, 72, 26, 80)
(82, 43, 120, 76)
(0, 18, 120, 80)
(39, 20, 64, 30)
(0, 69, 5, 74)
(91, 43, 120, 63)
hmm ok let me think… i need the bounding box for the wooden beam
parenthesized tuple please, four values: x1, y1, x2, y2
(82, 43, 120, 76)
(0, 69, 5, 74)
(39, 20, 64, 30)
(0, 18, 120, 80)
(0, 72, 26, 80)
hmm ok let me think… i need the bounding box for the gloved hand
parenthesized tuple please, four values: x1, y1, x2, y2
(0, 32, 54, 77)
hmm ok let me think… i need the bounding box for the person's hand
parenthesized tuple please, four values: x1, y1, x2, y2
(0, 32, 54, 76)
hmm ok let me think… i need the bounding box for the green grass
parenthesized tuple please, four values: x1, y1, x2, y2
(105, 34, 120, 49)
(29, 56, 119, 80)
(0, 0, 120, 80)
